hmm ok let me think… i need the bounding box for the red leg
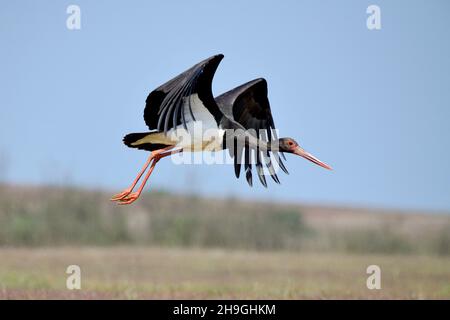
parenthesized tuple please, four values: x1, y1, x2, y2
(110, 155, 153, 201)
(111, 146, 175, 202)
(117, 149, 182, 205)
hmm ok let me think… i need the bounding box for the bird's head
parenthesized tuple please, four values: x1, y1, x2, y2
(278, 137, 332, 170)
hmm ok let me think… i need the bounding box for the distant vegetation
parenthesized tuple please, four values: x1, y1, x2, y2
(0, 185, 449, 255)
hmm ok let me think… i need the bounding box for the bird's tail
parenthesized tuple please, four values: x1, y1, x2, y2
(123, 132, 171, 151)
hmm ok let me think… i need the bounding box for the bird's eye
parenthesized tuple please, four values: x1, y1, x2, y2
(288, 142, 293, 146)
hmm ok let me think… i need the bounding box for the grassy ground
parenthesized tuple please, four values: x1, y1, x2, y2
(1, 185, 449, 254)
(1, 247, 449, 299)
(0, 185, 449, 299)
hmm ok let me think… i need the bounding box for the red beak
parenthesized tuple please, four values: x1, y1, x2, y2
(293, 147, 332, 170)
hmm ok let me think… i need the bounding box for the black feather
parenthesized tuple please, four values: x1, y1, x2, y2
(244, 146, 253, 187)
(264, 152, 281, 184)
(234, 141, 243, 179)
(256, 150, 267, 188)
(144, 54, 224, 133)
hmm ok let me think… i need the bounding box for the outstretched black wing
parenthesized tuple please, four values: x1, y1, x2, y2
(215, 78, 288, 187)
(144, 54, 224, 134)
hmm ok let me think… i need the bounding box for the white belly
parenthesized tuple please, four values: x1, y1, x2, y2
(167, 94, 224, 152)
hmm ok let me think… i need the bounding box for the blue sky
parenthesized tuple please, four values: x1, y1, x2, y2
(1, 1, 449, 211)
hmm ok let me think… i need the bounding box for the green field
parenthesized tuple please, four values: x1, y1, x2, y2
(1, 247, 449, 299)
(0, 185, 449, 299)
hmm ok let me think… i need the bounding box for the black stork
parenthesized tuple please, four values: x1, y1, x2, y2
(111, 54, 331, 205)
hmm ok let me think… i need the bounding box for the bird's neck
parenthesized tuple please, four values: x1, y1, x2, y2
(220, 120, 279, 152)
(244, 133, 278, 152)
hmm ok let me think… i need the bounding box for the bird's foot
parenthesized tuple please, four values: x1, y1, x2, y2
(110, 189, 133, 201)
(116, 192, 140, 205)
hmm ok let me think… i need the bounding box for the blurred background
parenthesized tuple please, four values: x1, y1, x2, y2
(0, 0, 449, 299)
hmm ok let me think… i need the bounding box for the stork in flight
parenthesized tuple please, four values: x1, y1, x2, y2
(111, 54, 331, 205)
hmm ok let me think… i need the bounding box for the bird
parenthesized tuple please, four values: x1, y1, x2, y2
(111, 54, 331, 205)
